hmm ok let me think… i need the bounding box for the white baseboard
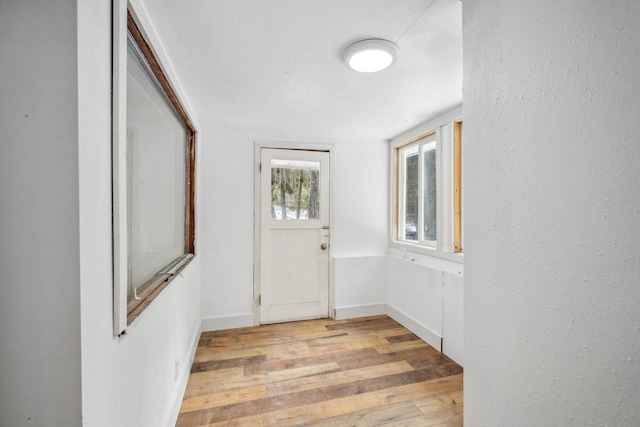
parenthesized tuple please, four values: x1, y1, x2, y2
(165, 324, 201, 427)
(334, 303, 387, 320)
(386, 303, 442, 351)
(201, 313, 255, 332)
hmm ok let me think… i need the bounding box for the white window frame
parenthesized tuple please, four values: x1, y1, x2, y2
(389, 107, 462, 259)
(398, 133, 438, 247)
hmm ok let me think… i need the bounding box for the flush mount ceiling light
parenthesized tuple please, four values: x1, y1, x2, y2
(343, 39, 399, 73)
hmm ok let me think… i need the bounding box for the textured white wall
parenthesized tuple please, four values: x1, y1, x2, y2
(78, 1, 202, 426)
(0, 1, 82, 425)
(464, 1, 640, 425)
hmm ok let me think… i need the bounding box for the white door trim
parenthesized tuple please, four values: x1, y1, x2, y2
(253, 141, 335, 326)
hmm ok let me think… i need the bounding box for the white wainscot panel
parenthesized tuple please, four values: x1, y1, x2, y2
(334, 255, 387, 319)
(443, 271, 464, 366)
(386, 256, 443, 350)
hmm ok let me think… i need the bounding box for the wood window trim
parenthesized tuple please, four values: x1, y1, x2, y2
(453, 121, 462, 253)
(127, 260, 192, 324)
(122, 10, 197, 326)
(126, 16, 196, 255)
(127, 12, 195, 133)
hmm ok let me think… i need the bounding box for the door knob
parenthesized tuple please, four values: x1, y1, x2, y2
(320, 243, 328, 250)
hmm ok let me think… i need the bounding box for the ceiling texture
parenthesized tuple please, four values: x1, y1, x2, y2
(142, 0, 462, 140)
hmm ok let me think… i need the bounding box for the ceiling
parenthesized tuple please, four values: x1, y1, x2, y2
(142, 0, 462, 141)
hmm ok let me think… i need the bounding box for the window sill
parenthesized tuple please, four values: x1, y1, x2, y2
(388, 241, 464, 264)
(126, 254, 195, 326)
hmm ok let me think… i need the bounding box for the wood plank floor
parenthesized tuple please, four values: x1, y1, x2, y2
(176, 315, 463, 426)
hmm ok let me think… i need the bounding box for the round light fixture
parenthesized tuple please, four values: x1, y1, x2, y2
(343, 39, 398, 73)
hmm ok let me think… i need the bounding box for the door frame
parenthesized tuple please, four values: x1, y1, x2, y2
(253, 141, 335, 326)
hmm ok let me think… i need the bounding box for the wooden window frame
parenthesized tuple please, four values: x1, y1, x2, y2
(389, 109, 462, 258)
(453, 121, 462, 253)
(112, 1, 196, 336)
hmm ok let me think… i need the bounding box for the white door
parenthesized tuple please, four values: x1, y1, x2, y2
(260, 148, 330, 324)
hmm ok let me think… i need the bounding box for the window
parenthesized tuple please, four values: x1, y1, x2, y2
(270, 159, 320, 220)
(112, 3, 196, 335)
(399, 133, 437, 245)
(391, 113, 462, 255)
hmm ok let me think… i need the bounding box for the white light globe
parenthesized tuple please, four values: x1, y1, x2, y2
(344, 39, 398, 73)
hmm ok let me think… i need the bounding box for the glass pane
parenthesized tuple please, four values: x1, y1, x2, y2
(270, 159, 320, 220)
(403, 148, 419, 241)
(423, 142, 437, 241)
(127, 36, 187, 298)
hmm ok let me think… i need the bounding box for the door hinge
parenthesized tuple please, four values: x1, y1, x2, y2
(258, 294, 261, 305)
(259, 163, 262, 172)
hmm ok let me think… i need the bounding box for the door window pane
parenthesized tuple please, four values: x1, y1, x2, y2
(422, 141, 437, 241)
(403, 146, 419, 241)
(270, 159, 320, 220)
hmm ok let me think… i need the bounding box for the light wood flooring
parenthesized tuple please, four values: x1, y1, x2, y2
(177, 315, 463, 426)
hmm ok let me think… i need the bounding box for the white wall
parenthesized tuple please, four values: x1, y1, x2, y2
(464, 1, 640, 425)
(333, 140, 389, 257)
(199, 123, 389, 329)
(78, 1, 202, 426)
(334, 256, 387, 319)
(1, 3, 202, 425)
(0, 0, 211, 427)
(199, 126, 256, 329)
(0, 1, 82, 425)
(332, 139, 389, 318)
